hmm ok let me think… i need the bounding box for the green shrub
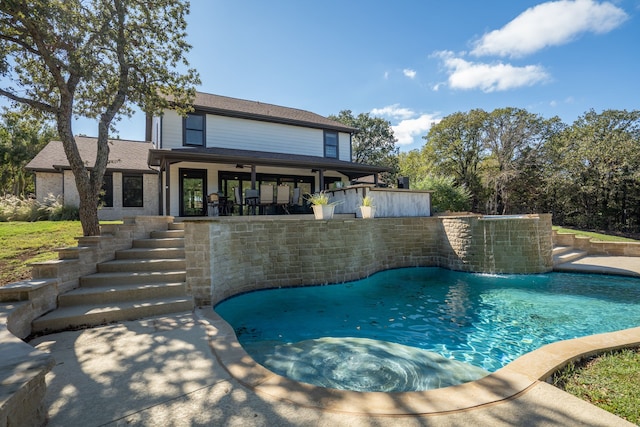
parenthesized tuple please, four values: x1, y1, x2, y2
(41, 194, 79, 221)
(0, 194, 79, 222)
(413, 175, 471, 213)
(0, 194, 45, 221)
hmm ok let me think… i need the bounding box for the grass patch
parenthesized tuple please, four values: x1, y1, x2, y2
(552, 226, 639, 242)
(553, 348, 640, 424)
(0, 220, 121, 286)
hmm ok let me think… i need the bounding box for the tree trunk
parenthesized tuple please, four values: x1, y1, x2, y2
(56, 101, 102, 236)
(78, 186, 101, 236)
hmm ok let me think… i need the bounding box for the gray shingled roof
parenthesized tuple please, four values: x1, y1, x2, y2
(26, 136, 154, 173)
(190, 92, 358, 133)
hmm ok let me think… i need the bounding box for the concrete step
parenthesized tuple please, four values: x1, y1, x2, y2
(115, 247, 185, 260)
(80, 271, 187, 288)
(552, 246, 573, 256)
(32, 296, 195, 334)
(150, 229, 184, 239)
(168, 222, 185, 230)
(97, 258, 186, 273)
(58, 282, 187, 307)
(553, 248, 588, 265)
(133, 237, 184, 249)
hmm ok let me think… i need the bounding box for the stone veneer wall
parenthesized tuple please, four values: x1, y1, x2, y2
(553, 231, 640, 256)
(440, 214, 554, 274)
(184, 214, 553, 306)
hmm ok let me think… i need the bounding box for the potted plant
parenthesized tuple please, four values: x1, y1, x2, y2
(359, 195, 376, 219)
(306, 192, 339, 219)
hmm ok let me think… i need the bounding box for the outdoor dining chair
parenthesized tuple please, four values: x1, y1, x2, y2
(276, 185, 290, 214)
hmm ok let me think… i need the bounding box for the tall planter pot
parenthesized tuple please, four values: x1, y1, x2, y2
(312, 204, 335, 220)
(359, 206, 376, 219)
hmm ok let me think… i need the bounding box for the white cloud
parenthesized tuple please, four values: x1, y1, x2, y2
(392, 114, 441, 147)
(384, 71, 389, 80)
(371, 104, 416, 120)
(371, 105, 440, 147)
(403, 68, 417, 79)
(436, 51, 550, 92)
(471, 0, 628, 58)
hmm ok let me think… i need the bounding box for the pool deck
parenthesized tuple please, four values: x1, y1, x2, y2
(30, 255, 640, 426)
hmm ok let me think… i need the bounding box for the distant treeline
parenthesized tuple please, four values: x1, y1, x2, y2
(399, 108, 640, 235)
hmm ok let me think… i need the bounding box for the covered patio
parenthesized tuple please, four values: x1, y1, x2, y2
(148, 146, 390, 217)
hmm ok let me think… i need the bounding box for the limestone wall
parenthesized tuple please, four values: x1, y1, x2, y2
(553, 231, 640, 256)
(184, 214, 553, 306)
(440, 214, 554, 274)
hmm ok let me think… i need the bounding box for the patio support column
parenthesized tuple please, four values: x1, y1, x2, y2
(319, 169, 324, 191)
(250, 165, 256, 189)
(165, 162, 171, 216)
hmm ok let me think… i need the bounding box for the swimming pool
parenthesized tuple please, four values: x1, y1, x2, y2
(215, 267, 640, 392)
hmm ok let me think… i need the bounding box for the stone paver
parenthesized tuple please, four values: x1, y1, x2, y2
(554, 255, 640, 277)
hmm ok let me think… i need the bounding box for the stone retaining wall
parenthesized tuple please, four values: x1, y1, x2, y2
(184, 214, 553, 305)
(553, 231, 640, 256)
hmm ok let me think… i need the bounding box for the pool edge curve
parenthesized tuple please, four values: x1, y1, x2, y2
(195, 307, 640, 416)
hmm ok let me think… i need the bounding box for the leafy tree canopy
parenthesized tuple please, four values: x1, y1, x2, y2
(0, 109, 55, 196)
(0, 0, 200, 235)
(329, 110, 399, 185)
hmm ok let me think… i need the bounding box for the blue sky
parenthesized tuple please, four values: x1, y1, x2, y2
(87, 0, 639, 151)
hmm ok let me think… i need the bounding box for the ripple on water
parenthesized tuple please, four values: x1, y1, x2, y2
(244, 337, 489, 392)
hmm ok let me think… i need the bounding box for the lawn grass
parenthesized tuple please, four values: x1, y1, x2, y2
(0, 220, 120, 286)
(553, 226, 639, 242)
(553, 348, 640, 425)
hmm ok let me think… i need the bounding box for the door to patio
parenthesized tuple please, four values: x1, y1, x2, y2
(180, 168, 207, 216)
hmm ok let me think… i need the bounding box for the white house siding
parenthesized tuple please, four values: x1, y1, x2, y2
(159, 110, 351, 160)
(338, 132, 351, 162)
(151, 116, 162, 148)
(159, 110, 183, 149)
(34, 172, 63, 202)
(208, 115, 323, 156)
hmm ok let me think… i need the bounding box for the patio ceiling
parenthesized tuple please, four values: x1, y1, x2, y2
(148, 147, 390, 179)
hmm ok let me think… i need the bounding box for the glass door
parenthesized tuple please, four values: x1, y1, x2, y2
(180, 168, 207, 216)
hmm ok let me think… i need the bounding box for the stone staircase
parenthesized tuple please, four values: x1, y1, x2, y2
(32, 222, 193, 334)
(552, 245, 588, 266)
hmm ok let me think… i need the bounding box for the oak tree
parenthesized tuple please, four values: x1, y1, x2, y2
(0, 0, 200, 235)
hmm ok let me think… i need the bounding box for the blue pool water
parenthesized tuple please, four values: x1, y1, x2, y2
(215, 267, 640, 392)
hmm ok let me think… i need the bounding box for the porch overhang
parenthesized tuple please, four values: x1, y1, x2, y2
(148, 147, 390, 180)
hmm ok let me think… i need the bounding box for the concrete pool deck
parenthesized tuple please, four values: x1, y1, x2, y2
(30, 256, 640, 426)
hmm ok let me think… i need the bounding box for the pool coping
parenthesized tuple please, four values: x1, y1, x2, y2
(197, 307, 640, 416)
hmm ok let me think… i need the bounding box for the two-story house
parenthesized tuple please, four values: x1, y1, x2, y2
(147, 92, 388, 217)
(27, 92, 389, 219)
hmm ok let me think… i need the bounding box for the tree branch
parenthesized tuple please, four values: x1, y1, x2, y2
(0, 88, 56, 114)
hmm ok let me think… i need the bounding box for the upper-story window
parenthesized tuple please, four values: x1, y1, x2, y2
(183, 113, 205, 146)
(324, 130, 338, 158)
